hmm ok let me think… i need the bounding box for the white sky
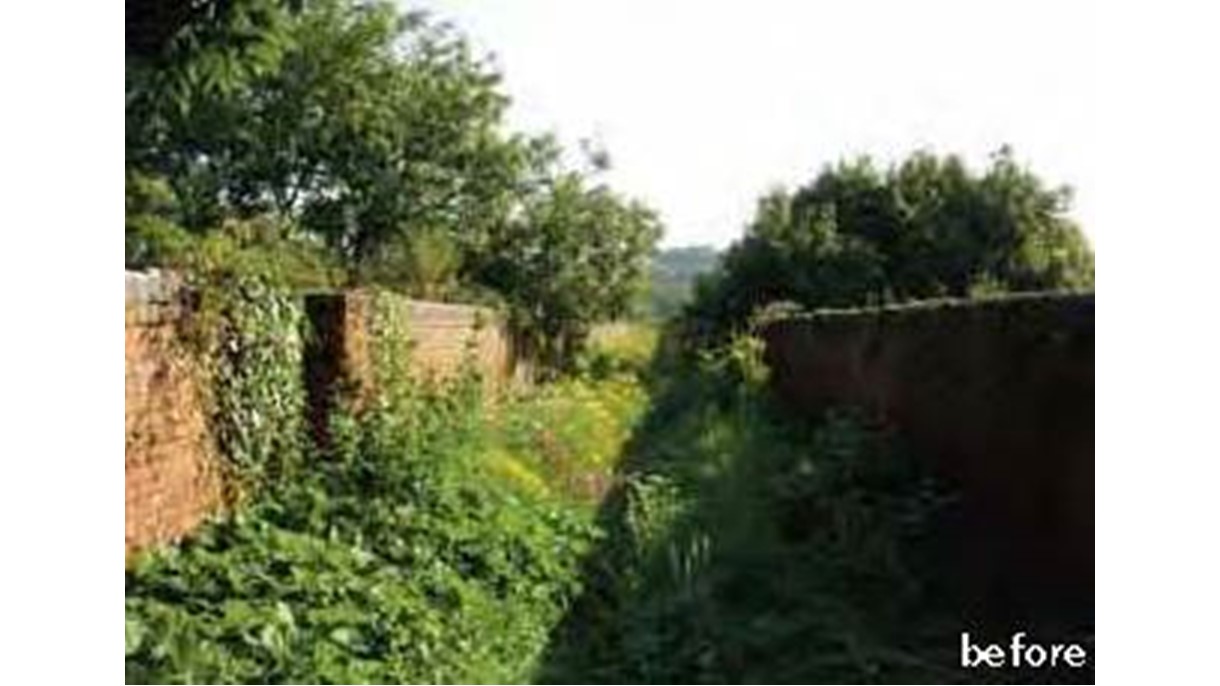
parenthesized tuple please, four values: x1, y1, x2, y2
(409, 0, 1095, 248)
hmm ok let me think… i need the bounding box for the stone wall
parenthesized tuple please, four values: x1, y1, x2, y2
(759, 292, 1094, 611)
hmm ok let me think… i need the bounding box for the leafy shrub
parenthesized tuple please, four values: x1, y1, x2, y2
(361, 228, 464, 301)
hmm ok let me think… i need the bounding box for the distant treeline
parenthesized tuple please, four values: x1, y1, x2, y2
(644, 246, 721, 320)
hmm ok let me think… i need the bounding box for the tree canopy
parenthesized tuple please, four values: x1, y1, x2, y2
(476, 171, 662, 371)
(684, 148, 1094, 343)
(126, 0, 662, 372)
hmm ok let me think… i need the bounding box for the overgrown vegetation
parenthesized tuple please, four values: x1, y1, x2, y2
(194, 274, 308, 497)
(127, 293, 1090, 682)
(126, 5, 1093, 684)
(124, 294, 649, 683)
(535, 333, 998, 684)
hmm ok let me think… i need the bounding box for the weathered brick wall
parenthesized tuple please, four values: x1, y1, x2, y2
(125, 272, 220, 556)
(760, 292, 1094, 612)
(404, 299, 518, 386)
(303, 291, 522, 439)
(127, 278, 524, 557)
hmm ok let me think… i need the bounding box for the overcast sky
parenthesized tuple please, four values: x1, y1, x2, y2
(409, 0, 1095, 248)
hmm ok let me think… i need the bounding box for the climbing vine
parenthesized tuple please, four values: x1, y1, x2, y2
(174, 246, 309, 501)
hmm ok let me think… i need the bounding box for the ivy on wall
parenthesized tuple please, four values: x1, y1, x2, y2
(183, 266, 309, 501)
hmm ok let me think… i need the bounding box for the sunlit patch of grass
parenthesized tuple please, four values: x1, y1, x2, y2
(482, 447, 552, 499)
(589, 323, 659, 369)
(480, 324, 657, 505)
(486, 376, 650, 504)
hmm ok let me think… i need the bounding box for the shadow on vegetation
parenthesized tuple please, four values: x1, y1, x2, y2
(534, 331, 1094, 684)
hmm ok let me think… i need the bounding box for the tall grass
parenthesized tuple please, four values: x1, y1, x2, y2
(537, 334, 994, 684)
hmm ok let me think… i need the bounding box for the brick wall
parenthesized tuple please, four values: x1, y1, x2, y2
(125, 272, 220, 556)
(126, 276, 523, 557)
(405, 299, 519, 386)
(759, 292, 1094, 613)
(303, 290, 523, 439)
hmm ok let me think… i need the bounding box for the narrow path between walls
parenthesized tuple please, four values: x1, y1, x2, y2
(125, 324, 1092, 684)
(535, 329, 987, 684)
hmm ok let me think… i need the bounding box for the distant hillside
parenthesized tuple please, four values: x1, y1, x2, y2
(646, 245, 721, 320)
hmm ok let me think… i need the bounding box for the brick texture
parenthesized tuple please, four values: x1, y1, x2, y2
(125, 272, 220, 556)
(304, 291, 523, 438)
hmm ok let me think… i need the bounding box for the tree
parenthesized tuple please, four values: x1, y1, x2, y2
(127, 1, 299, 174)
(477, 171, 662, 374)
(685, 148, 1094, 343)
(126, 1, 304, 61)
(128, 0, 532, 277)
